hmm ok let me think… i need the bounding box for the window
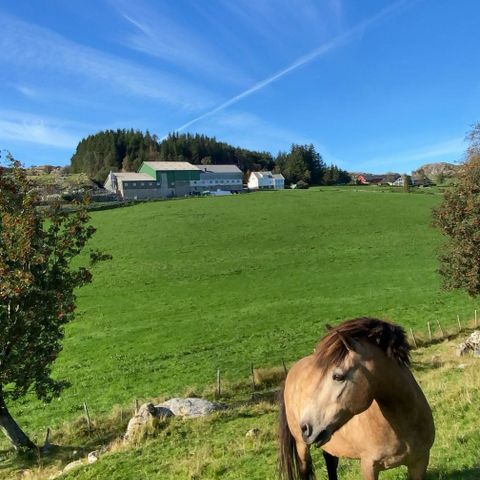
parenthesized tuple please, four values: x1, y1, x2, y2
(132, 182, 136, 186)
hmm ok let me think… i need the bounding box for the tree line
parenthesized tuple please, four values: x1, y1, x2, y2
(69, 130, 350, 186)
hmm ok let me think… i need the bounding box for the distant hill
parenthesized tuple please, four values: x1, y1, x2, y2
(70, 130, 274, 182)
(412, 162, 460, 181)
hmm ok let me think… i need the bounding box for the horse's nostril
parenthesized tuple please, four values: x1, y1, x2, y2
(300, 423, 312, 439)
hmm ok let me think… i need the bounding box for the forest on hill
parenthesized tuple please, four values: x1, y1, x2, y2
(70, 130, 274, 182)
(69, 130, 350, 186)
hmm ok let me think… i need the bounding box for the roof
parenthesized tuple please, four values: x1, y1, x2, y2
(250, 171, 273, 178)
(143, 161, 201, 171)
(272, 174, 284, 180)
(112, 172, 154, 182)
(199, 164, 242, 174)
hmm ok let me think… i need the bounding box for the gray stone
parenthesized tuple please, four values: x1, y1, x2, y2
(63, 459, 85, 473)
(87, 451, 100, 464)
(456, 342, 469, 357)
(245, 428, 260, 438)
(456, 331, 480, 357)
(124, 402, 174, 441)
(157, 398, 226, 418)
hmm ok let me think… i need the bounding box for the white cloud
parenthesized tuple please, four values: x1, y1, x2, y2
(359, 137, 465, 172)
(175, 0, 410, 133)
(0, 13, 215, 110)
(114, 1, 249, 85)
(0, 110, 86, 149)
(12, 84, 37, 98)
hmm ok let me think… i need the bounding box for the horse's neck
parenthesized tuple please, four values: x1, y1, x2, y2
(372, 358, 424, 420)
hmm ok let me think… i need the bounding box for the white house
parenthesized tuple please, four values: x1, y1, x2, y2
(247, 171, 284, 190)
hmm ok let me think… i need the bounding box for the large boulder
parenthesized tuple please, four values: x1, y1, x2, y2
(124, 403, 173, 441)
(124, 398, 225, 441)
(456, 331, 480, 357)
(157, 397, 225, 418)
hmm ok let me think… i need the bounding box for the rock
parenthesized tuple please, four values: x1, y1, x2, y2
(456, 331, 480, 357)
(456, 342, 469, 357)
(124, 402, 174, 441)
(245, 428, 260, 438)
(63, 459, 85, 473)
(157, 398, 226, 418)
(87, 451, 100, 464)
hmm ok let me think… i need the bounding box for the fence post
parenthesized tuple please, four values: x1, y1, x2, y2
(409, 328, 418, 348)
(427, 322, 432, 341)
(457, 315, 462, 332)
(436, 319, 445, 338)
(282, 358, 288, 377)
(251, 364, 256, 392)
(83, 402, 91, 432)
(216, 368, 221, 399)
(475, 310, 478, 328)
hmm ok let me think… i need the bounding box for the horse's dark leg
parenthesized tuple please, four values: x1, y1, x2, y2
(296, 441, 317, 479)
(323, 451, 339, 480)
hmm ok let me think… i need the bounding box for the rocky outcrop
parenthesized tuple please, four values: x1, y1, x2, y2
(124, 398, 225, 441)
(412, 162, 460, 180)
(456, 331, 480, 357)
(124, 403, 174, 441)
(157, 398, 225, 418)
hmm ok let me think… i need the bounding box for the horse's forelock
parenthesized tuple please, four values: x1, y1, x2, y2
(314, 317, 411, 368)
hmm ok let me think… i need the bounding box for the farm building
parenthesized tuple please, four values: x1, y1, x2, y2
(247, 171, 284, 190)
(191, 165, 243, 193)
(104, 161, 243, 199)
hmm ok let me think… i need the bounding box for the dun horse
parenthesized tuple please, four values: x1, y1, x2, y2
(279, 317, 434, 480)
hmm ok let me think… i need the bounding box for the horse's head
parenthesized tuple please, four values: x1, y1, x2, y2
(297, 333, 376, 447)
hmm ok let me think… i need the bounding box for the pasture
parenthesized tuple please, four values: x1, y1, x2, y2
(2, 187, 479, 478)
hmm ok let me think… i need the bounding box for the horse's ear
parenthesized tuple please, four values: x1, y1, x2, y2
(336, 332, 357, 352)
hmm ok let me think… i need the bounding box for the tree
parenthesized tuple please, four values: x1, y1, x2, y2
(402, 174, 412, 193)
(274, 144, 326, 186)
(0, 152, 103, 449)
(433, 123, 480, 296)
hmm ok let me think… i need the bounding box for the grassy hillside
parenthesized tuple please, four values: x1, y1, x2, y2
(1, 188, 478, 474)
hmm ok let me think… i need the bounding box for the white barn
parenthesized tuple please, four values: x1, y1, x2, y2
(248, 171, 284, 190)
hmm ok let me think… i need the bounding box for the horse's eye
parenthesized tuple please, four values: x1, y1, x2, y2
(332, 373, 346, 382)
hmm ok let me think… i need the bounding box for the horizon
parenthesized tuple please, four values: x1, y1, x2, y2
(1, 0, 478, 172)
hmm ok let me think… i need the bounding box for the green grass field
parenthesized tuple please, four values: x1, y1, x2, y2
(2, 187, 479, 479)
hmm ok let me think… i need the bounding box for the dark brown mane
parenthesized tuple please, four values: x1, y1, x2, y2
(315, 317, 411, 369)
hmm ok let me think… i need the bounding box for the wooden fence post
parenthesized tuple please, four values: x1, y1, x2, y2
(282, 359, 288, 377)
(436, 319, 445, 338)
(251, 364, 256, 392)
(409, 328, 418, 348)
(216, 368, 221, 399)
(83, 402, 91, 432)
(475, 310, 478, 328)
(427, 322, 432, 341)
(457, 315, 462, 332)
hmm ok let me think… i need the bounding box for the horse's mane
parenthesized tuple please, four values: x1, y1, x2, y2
(315, 317, 411, 369)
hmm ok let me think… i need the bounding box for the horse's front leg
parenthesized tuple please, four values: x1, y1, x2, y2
(407, 454, 429, 480)
(323, 451, 339, 480)
(295, 441, 316, 480)
(360, 459, 380, 480)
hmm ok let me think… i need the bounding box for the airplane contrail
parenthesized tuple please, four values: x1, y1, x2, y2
(173, 0, 411, 134)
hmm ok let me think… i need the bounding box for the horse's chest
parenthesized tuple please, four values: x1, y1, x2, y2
(324, 406, 413, 462)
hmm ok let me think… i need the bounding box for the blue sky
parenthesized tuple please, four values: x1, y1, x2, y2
(1, 0, 479, 173)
